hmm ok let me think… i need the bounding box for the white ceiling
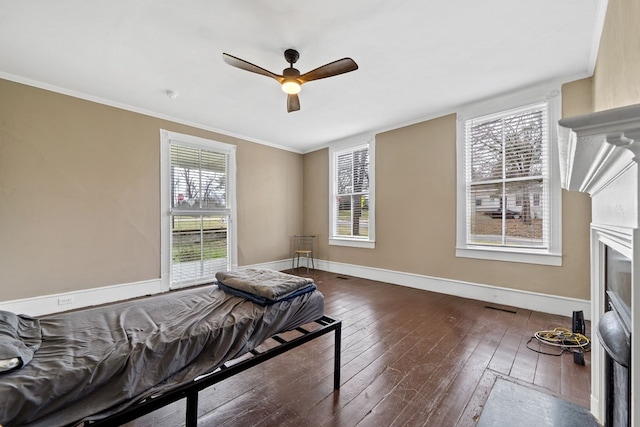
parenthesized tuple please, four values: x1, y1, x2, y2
(0, 1, 606, 153)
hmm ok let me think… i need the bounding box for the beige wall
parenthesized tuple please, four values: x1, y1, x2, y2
(0, 79, 303, 300)
(593, 0, 640, 111)
(562, 77, 594, 118)
(237, 142, 303, 264)
(303, 83, 593, 300)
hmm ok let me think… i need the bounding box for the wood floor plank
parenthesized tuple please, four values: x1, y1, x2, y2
(508, 310, 547, 384)
(530, 311, 572, 395)
(486, 308, 531, 376)
(560, 320, 592, 407)
(455, 368, 499, 427)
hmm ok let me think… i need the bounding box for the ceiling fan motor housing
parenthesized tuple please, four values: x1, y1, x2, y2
(283, 67, 300, 78)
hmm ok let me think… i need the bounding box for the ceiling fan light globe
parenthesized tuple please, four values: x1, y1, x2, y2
(282, 80, 301, 95)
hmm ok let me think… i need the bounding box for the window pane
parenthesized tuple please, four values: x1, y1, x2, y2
(333, 195, 370, 238)
(171, 146, 228, 210)
(171, 215, 228, 283)
(335, 196, 352, 236)
(200, 150, 227, 209)
(336, 152, 353, 194)
(171, 146, 201, 209)
(503, 110, 543, 179)
(353, 148, 369, 192)
(469, 118, 503, 182)
(352, 194, 369, 237)
(468, 180, 544, 248)
(469, 182, 503, 245)
(504, 180, 544, 246)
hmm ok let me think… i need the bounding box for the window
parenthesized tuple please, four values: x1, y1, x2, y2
(329, 136, 375, 248)
(161, 130, 237, 288)
(456, 87, 561, 266)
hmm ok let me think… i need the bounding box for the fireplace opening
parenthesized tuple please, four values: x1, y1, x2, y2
(606, 247, 631, 329)
(598, 246, 632, 427)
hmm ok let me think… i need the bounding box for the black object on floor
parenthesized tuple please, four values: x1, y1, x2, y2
(477, 378, 598, 427)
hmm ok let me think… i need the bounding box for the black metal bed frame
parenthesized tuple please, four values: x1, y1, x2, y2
(79, 315, 341, 427)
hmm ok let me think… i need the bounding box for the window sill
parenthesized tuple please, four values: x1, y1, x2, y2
(455, 246, 562, 266)
(329, 238, 375, 249)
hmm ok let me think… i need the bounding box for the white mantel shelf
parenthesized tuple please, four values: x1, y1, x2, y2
(558, 103, 640, 195)
(558, 102, 640, 426)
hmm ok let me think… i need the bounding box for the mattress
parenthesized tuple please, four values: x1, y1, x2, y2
(0, 284, 324, 427)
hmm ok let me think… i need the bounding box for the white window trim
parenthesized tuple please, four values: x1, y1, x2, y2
(328, 134, 376, 249)
(455, 85, 562, 266)
(160, 130, 238, 289)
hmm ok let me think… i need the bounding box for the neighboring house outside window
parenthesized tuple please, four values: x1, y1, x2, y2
(160, 130, 237, 289)
(329, 136, 376, 249)
(456, 87, 562, 266)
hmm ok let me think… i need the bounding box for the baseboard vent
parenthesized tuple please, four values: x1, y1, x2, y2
(484, 304, 518, 314)
(336, 276, 350, 280)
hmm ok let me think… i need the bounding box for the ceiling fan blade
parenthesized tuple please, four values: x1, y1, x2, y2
(287, 94, 300, 113)
(222, 53, 283, 82)
(299, 58, 358, 83)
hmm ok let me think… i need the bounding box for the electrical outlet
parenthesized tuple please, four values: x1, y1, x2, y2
(58, 296, 74, 306)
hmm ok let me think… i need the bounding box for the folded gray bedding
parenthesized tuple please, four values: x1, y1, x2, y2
(215, 268, 313, 301)
(0, 284, 324, 427)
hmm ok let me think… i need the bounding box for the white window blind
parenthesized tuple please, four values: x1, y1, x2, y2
(169, 144, 230, 286)
(332, 145, 370, 240)
(465, 102, 549, 249)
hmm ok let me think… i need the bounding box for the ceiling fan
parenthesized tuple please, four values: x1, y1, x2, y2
(222, 49, 358, 113)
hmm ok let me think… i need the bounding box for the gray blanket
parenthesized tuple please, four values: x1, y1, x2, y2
(0, 284, 324, 427)
(0, 311, 41, 373)
(215, 268, 313, 300)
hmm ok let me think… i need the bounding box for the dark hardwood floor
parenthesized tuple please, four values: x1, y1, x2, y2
(125, 270, 591, 426)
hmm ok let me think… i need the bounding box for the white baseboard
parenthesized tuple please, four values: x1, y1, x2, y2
(242, 259, 295, 272)
(0, 261, 289, 317)
(0, 259, 591, 321)
(0, 279, 166, 316)
(315, 259, 592, 320)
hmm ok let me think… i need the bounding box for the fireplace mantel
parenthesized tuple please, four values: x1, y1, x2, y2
(558, 103, 640, 426)
(559, 103, 640, 195)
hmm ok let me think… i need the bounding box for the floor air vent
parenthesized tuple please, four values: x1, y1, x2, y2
(484, 304, 517, 314)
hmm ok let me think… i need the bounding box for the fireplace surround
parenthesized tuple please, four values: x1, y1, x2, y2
(559, 103, 640, 426)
